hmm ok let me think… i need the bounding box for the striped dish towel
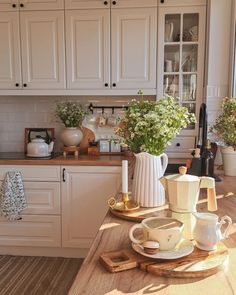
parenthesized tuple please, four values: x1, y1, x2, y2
(0, 171, 27, 221)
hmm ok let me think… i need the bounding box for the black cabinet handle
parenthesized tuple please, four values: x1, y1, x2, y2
(112, 83, 116, 87)
(20, 3, 24, 7)
(62, 168, 66, 182)
(104, 1, 108, 5)
(104, 83, 108, 87)
(176, 143, 180, 147)
(112, 1, 116, 5)
(12, 3, 16, 7)
(15, 83, 19, 87)
(23, 83, 27, 87)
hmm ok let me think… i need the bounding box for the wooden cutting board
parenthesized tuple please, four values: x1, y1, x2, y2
(100, 242, 228, 278)
(80, 127, 96, 154)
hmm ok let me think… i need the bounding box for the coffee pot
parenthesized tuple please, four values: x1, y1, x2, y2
(160, 166, 217, 213)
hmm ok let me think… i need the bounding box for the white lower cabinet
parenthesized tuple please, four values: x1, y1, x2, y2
(61, 166, 121, 248)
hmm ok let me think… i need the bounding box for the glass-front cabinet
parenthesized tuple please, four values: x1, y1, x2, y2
(158, 5, 206, 136)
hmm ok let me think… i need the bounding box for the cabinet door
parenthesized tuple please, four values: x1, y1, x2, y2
(65, 0, 109, 9)
(157, 5, 206, 136)
(61, 166, 121, 248)
(20, 0, 64, 10)
(111, 8, 157, 89)
(0, 12, 21, 89)
(66, 9, 110, 89)
(20, 11, 65, 89)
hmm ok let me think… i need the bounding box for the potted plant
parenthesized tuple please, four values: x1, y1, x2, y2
(210, 97, 236, 176)
(115, 93, 195, 207)
(55, 101, 85, 147)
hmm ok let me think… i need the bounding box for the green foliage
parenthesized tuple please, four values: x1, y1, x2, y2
(115, 95, 196, 155)
(210, 97, 236, 149)
(55, 101, 85, 127)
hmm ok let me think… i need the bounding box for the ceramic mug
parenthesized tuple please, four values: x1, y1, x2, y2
(129, 217, 184, 251)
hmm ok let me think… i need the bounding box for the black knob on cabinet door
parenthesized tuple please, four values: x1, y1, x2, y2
(15, 83, 19, 87)
(23, 83, 27, 87)
(176, 143, 180, 147)
(112, 83, 116, 87)
(104, 1, 108, 5)
(12, 3, 16, 8)
(20, 3, 24, 7)
(160, 0, 165, 3)
(112, 1, 117, 5)
(104, 83, 108, 87)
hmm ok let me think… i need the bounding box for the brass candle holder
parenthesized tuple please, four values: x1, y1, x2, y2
(108, 192, 140, 212)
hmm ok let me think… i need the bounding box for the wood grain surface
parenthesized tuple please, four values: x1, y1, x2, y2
(69, 171, 236, 295)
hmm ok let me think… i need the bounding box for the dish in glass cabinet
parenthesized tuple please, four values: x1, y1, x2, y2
(132, 238, 194, 260)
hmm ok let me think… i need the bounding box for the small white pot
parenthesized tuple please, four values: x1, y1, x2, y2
(60, 127, 83, 147)
(221, 146, 236, 176)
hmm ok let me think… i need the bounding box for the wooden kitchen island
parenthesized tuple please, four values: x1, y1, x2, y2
(69, 175, 236, 295)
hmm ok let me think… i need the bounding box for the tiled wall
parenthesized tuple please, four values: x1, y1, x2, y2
(0, 95, 155, 153)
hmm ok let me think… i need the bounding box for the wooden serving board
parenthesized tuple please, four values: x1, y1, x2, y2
(109, 205, 170, 222)
(100, 243, 228, 278)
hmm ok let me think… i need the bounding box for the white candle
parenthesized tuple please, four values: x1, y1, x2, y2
(122, 160, 128, 193)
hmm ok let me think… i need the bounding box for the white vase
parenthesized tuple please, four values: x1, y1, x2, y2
(60, 127, 83, 147)
(221, 146, 236, 176)
(132, 152, 168, 207)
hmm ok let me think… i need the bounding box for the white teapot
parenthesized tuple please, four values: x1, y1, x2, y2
(27, 136, 54, 157)
(160, 166, 217, 213)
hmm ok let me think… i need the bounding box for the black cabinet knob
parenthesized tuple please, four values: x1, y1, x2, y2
(104, 83, 108, 87)
(160, 0, 165, 3)
(23, 83, 27, 87)
(112, 83, 116, 87)
(20, 3, 24, 7)
(176, 143, 180, 147)
(104, 1, 108, 5)
(112, 1, 117, 5)
(15, 83, 19, 87)
(12, 3, 16, 7)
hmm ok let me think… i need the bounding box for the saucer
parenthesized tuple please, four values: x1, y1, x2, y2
(132, 239, 194, 260)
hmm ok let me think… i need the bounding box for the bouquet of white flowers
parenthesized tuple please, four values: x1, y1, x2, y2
(115, 95, 196, 155)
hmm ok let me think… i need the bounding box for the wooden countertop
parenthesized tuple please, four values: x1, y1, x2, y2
(0, 154, 125, 166)
(69, 175, 236, 295)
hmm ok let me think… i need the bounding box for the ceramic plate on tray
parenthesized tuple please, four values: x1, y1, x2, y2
(132, 239, 194, 260)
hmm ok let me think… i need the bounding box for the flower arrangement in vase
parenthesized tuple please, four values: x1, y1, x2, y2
(115, 91, 195, 207)
(210, 97, 236, 176)
(55, 101, 85, 147)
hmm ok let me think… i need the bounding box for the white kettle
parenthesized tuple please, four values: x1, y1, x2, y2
(27, 136, 54, 158)
(160, 166, 217, 213)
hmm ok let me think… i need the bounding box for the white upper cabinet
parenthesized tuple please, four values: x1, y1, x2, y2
(0, 0, 18, 11)
(66, 9, 110, 89)
(0, 12, 21, 89)
(111, 8, 157, 90)
(19, 11, 65, 89)
(65, 0, 109, 9)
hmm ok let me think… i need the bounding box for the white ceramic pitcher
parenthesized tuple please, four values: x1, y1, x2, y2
(193, 212, 232, 251)
(132, 152, 168, 207)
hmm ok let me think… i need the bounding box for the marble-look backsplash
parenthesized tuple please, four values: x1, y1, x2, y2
(0, 95, 155, 153)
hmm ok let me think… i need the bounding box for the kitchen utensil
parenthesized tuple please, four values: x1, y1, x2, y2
(193, 212, 232, 251)
(99, 243, 228, 278)
(160, 166, 217, 213)
(132, 238, 194, 259)
(27, 136, 54, 158)
(165, 21, 174, 42)
(129, 217, 184, 251)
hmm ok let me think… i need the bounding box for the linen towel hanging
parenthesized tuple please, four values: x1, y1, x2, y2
(0, 171, 27, 221)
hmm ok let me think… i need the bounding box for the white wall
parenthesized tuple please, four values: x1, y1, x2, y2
(206, 0, 233, 126)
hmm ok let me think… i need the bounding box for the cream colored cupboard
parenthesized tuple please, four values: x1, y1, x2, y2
(0, 165, 61, 247)
(61, 166, 121, 248)
(66, 6, 157, 90)
(0, 10, 65, 90)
